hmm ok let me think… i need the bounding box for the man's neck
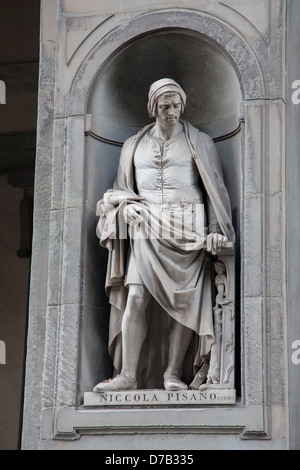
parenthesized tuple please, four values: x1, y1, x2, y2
(152, 121, 183, 141)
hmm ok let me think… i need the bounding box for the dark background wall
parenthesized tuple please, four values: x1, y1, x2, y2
(0, 0, 40, 450)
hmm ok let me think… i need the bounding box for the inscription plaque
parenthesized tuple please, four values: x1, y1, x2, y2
(84, 389, 236, 407)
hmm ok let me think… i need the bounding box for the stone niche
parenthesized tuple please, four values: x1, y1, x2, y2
(23, 1, 286, 449)
(80, 29, 242, 400)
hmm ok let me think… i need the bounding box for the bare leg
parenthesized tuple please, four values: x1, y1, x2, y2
(121, 284, 151, 380)
(93, 284, 151, 392)
(164, 320, 193, 390)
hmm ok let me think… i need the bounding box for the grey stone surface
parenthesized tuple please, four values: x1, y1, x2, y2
(21, 0, 58, 450)
(286, 0, 300, 450)
(22, 0, 290, 450)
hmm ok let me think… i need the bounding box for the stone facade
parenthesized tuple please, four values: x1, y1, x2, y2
(21, 0, 299, 449)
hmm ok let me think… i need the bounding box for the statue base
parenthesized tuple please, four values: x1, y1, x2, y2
(84, 388, 236, 407)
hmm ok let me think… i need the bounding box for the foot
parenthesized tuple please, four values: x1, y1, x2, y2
(164, 372, 188, 391)
(189, 362, 209, 390)
(93, 374, 137, 392)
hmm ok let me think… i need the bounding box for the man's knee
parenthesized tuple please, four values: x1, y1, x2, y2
(126, 285, 149, 311)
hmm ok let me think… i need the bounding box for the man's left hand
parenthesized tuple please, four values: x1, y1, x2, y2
(206, 233, 228, 256)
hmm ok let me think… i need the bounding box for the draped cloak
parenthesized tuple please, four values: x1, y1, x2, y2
(96, 121, 235, 388)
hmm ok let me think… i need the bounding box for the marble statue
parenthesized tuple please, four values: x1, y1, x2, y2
(94, 78, 235, 392)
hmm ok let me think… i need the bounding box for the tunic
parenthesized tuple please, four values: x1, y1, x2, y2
(125, 129, 205, 286)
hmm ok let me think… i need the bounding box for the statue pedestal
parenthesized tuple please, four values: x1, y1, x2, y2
(84, 389, 236, 407)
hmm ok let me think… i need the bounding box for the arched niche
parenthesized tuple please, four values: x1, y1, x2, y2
(79, 28, 243, 399)
(87, 30, 242, 142)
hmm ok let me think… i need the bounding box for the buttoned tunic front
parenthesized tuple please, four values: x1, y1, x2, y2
(134, 130, 203, 204)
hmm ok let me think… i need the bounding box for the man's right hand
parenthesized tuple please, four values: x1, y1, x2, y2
(123, 204, 144, 225)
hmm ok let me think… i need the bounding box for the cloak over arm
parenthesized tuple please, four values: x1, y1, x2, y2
(184, 122, 235, 242)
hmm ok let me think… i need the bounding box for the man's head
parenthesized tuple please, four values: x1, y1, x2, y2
(147, 78, 186, 118)
(154, 93, 182, 128)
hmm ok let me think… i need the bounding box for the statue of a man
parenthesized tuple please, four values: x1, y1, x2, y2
(94, 78, 235, 392)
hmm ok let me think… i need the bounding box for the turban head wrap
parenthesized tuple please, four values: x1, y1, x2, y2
(147, 78, 187, 118)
